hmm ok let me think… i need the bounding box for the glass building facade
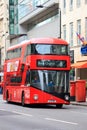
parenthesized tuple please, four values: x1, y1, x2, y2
(9, 0, 18, 35)
(19, 0, 50, 20)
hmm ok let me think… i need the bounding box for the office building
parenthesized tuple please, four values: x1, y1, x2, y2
(17, 0, 87, 81)
(0, 0, 9, 71)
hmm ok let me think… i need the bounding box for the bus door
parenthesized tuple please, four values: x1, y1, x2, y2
(31, 70, 55, 103)
(31, 70, 45, 103)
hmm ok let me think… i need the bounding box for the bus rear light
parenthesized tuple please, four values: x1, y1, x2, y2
(33, 94, 38, 100)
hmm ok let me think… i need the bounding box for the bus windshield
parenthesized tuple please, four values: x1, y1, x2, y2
(30, 44, 68, 55)
(30, 70, 69, 94)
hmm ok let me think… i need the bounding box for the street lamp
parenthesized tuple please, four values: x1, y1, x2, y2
(36, 4, 61, 38)
(58, 8, 61, 38)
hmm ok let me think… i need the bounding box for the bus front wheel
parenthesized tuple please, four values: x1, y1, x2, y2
(6, 91, 9, 103)
(56, 104, 63, 108)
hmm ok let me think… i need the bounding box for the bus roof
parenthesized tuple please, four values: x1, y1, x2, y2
(7, 40, 29, 51)
(7, 38, 68, 51)
(29, 38, 68, 45)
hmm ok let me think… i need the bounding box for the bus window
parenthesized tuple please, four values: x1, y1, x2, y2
(31, 70, 69, 93)
(36, 44, 51, 54)
(31, 44, 38, 54)
(25, 44, 68, 55)
(20, 64, 25, 72)
(6, 50, 12, 60)
(6, 48, 21, 60)
(10, 76, 22, 84)
(30, 44, 68, 55)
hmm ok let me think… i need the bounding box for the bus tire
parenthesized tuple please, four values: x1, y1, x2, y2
(6, 91, 9, 103)
(56, 104, 63, 108)
(21, 92, 25, 106)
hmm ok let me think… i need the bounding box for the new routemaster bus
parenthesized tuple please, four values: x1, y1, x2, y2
(3, 38, 70, 108)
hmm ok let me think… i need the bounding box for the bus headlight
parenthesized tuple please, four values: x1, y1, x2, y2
(33, 94, 38, 100)
(65, 95, 69, 100)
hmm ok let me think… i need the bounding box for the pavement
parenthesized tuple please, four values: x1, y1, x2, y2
(70, 90, 87, 106)
(70, 98, 87, 106)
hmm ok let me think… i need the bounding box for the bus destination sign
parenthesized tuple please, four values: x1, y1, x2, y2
(37, 60, 67, 68)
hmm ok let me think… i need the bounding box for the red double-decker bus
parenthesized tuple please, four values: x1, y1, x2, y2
(3, 38, 70, 108)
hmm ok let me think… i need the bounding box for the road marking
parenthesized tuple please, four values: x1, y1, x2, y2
(0, 109, 32, 117)
(12, 111, 33, 117)
(45, 117, 78, 125)
(0, 109, 79, 125)
(0, 109, 6, 111)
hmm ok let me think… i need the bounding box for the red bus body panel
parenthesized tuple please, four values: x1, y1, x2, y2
(3, 38, 70, 106)
(4, 86, 69, 105)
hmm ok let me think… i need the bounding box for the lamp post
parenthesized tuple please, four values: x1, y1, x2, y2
(58, 8, 61, 38)
(36, 4, 61, 38)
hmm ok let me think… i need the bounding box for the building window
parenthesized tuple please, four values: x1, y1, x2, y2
(63, 0, 66, 13)
(69, 0, 73, 11)
(19, 0, 49, 19)
(77, 19, 81, 45)
(19, 0, 33, 19)
(14, 0, 18, 5)
(9, 0, 14, 5)
(10, 24, 14, 34)
(9, 0, 18, 35)
(85, 17, 87, 40)
(76, 0, 81, 7)
(69, 22, 73, 46)
(63, 25, 66, 40)
(9, 6, 14, 23)
(33, 0, 48, 6)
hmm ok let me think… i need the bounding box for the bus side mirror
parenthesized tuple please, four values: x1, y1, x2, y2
(21, 64, 25, 72)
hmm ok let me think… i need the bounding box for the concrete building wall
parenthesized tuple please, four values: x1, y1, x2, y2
(28, 16, 60, 38)
(18, 0, 87, 80)
(59, 0, 87, 80)
(60, 0, 87, 62)
(0, 0, 9, 66)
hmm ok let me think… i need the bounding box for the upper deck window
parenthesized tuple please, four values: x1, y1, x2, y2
(27, 44, 68, 55)
(6, 48, 21, 60)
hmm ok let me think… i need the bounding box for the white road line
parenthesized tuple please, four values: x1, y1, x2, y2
(0, 109, 6, 111)
(45, 117, 78, 125)
(0, 109, 33, 117)
(0, 109, 79, 125)
(12, 111, 33, 117)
